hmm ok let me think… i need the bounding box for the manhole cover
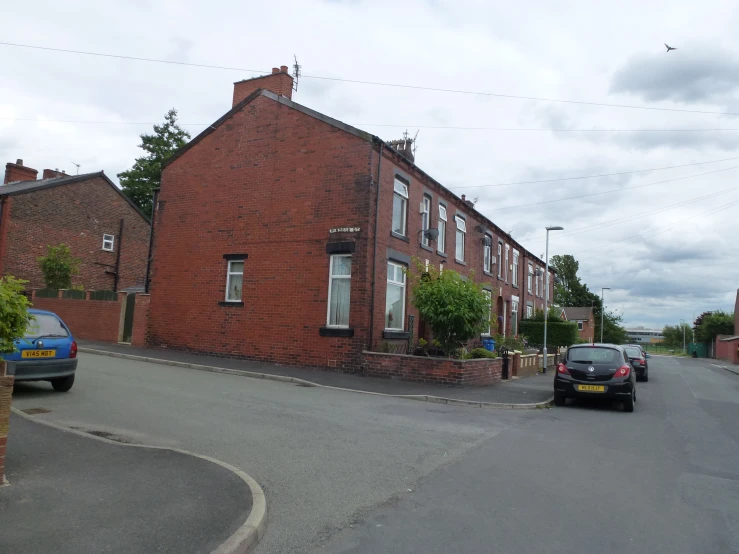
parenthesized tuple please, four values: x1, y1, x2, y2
(21, 407, 51, 415)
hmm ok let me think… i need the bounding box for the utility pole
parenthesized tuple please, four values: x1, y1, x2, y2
(600, 287, 610, 343)
(542, 226, 563, 372)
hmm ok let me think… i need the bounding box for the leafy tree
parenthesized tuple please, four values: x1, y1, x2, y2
(0, 276, 32, 355)
(408, 261, 491, 356)
(598, 310, 629, 344)
(518, 320, 578, 348)
(694, 311, 734, 343)
(37, 244, 80, 290)
(662, 323, 693, 348)
(118, 109, 190, 217)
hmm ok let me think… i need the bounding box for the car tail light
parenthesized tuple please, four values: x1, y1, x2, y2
(70, 340, 78, 359)
(638, 359, 645, 365)
(614, 364, 630, 378)
(557, 363, 570, 375)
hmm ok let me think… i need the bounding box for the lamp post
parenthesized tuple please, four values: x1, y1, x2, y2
(542, 226, 564, 373)
(680, 319, 686, 354)
(600, 287, 610, 343)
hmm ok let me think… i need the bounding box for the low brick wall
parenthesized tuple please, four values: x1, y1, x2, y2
(0, 368, 13, 485)
(515, 353, 540, 378)
(361, 351, 503, 386)
(716, 335, 739, 365)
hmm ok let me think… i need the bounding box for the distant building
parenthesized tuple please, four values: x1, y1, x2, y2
(562, 307, 595, 343)
(625, 326, 664, 344)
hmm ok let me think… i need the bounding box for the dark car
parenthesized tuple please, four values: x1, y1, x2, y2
(624, 345, 649, 381)
(2, 309, 78, 392)
(554, 344, 636, 412)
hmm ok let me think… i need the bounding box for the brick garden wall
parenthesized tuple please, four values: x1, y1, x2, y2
(715, 335, 739, 365)
(1, 176, 149, 291)
(361, 351, 503, 386)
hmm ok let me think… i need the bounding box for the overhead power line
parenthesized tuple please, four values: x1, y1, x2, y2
(486, 165, 739, 211)
(3, 40, 739, 117)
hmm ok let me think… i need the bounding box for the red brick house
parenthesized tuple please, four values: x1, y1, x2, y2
(562, 307, 595, 343)
(715, 289, 739, 365)
(1, 160, 150, 291)
(147, 66, 554, 371)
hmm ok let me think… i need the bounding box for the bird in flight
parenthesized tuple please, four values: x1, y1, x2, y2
(665, 43, 677, 52)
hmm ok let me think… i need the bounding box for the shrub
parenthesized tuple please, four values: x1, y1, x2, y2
(37, 244, 80, 290)
(470, 347, 497, 359)
(408, 260, 492, 356)
(518, 320, 578, 348)
(0, 276, 32, 354)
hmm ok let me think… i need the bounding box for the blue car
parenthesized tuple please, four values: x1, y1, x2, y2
(2, 309, 78, 392)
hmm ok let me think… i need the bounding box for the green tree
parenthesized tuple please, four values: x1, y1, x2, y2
(408, 261, 491, 356)
(37, 244, 80, 290)
(662, 323, 693, 348)
(597, 310, 629, 344)
(0, 276, 32, 355)
(118, 109, 190, 217)
(694, 311, 734, 343)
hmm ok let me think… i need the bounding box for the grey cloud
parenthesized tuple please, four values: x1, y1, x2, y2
(642, 242, 716, 264)
(610, 47, 739, 104)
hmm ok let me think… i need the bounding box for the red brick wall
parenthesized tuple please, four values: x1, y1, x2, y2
(232, 68, 293, 106)
(369, 147, 554, 351)
(575, 316, 595, 343)
(148, 94, 375, 371)
(0, 373, 13, 485)
(361, 351, 503, 386)
(4, 162, 37, 184)
(715, 336, 739, 365)
(1, 177, 150, 291)
(30, 292, 124, 343)
(131, 294, 150, 347)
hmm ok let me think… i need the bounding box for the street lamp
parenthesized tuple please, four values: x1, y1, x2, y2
(542, 226, 564, 373)
(600, 287, 610, 343)
(680, 319, 686, 354)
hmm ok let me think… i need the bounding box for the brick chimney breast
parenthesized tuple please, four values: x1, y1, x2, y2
(4, 159, 38, 184)
(232, 65, 294, 107)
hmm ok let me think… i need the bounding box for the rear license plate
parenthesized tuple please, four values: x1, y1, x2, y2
(21, 350, 56, 359)
(577, 384, 605, 392)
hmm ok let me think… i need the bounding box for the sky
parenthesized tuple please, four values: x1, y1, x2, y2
(1, 0, 738, 329)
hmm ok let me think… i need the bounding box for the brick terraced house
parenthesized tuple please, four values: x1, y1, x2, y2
(562, 306, 595, 344)
(147, 66, 554, 371)
(1, 160, 150, 291)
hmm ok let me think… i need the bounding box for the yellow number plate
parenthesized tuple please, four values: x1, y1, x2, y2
(22, 350, 56, 359)
(577, 384, 605, 392)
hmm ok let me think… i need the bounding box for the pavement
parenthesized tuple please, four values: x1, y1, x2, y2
(0, 413, 255, 554)
(77, 340, 554, 406)
(9, 352, 739, 553)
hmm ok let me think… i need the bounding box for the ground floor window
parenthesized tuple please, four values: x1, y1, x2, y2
(511, 300, 519, 336)
(482, 290, 492, 335)
(577, 321, 584, 331)
(526, 303, 533, 318)
(327, 254, 352, 327)
(386, 262, 406, 330)
(226, 260, 244, 302)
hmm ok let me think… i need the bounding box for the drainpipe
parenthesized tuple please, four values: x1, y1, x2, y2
(368, 142, 383, 351)
(144, 188, 160, 294)
(113, 218, 124, 292)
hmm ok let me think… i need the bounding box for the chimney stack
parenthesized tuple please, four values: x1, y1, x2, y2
(42, 169, 68, 180)
(232, 65, 294, 107)
(4, 159, 38, 184)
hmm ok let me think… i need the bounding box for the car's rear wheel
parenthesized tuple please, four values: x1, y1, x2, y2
(643, 371, 649, 382)
(623, 390, 635, 412)
(51, 374, 75, 392)
(553, 393, 566, 407)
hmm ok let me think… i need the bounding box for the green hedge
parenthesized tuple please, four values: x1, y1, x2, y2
(470, 347, 497, 359)
(519, 320, 579, 348)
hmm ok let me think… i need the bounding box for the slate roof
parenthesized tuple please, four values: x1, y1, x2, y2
(563, 307, 593, 321)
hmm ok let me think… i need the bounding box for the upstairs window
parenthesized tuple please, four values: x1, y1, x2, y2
(102, 234, 115, 252)
(504, 245, 510, 283)
(438, 205, 447, 253)
(483, 235, 492, 273)
(421, 195, 431, 246)
(512, 251, 519, 286)
(455, 216, 466, 262)
(497, 242, 503, 278)
(392, 178, 409, 236)
(527, 264, 533, 293)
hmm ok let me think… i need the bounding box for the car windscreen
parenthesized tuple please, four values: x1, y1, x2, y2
(624, 347, 642, 358)
(568, 347, 620, 364)
(24, 314, 69, 339)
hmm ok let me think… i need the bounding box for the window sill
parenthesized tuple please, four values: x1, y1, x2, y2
(391, 231, 410, 243)
(320, 327, 354, 338)
(420, 243, 433, 252)
(436, 250, 447, 257)
(483, 270, 494, 277)
(218, 301, 244, 307)
(454, 259, 466, 266)
(383, 330, 410, 340)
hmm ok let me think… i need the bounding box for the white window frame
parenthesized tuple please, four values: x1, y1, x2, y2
(497, 241, 503, 278)
(482, 290, 492, 336)
(528, 264, 533, 293)
(102, 234, 115, 252)
(225, 260, 244, 302)
(392, 178, 409, 236)
(511, 299, 519, 336)
(577, 321, 584, 331)
(526, 304, 533, 318)
(326, 254, 352, 328)
(438, 204, 447, 253)
(385, 261, 406, 331)
(504, 245, 510, 283)
(535, 267, 540, 297)
(483, 235, 492, 273)
(421, 195, 431, 246)
(455, 215, 466, 262)
(512, 250, 519, 286)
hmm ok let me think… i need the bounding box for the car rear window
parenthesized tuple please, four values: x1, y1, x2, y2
(625, 347, 642, 358)
(25, 314, 69, 339)
(568, 347, 620, 364)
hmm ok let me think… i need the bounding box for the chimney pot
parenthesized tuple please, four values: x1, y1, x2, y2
(272, 67, 280, 74)
(280, 65, 288, 73)
(461, 194, 466, 201)
(16, 159, 22, 165)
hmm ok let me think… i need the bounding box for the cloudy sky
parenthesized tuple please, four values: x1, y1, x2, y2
(2, 0, 738, 329)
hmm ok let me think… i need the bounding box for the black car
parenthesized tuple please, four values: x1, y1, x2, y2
(623, 345, 649, 382)
(554, 344, 636, 412)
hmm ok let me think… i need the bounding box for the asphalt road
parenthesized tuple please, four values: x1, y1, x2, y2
(10, 354, 739, 553)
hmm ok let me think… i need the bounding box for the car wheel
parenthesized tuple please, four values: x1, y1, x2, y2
(51, 374, 75, 392)
(623, 390, 635, 412)
(643, 372, 649, 382)
(553, 393, 566, 407)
